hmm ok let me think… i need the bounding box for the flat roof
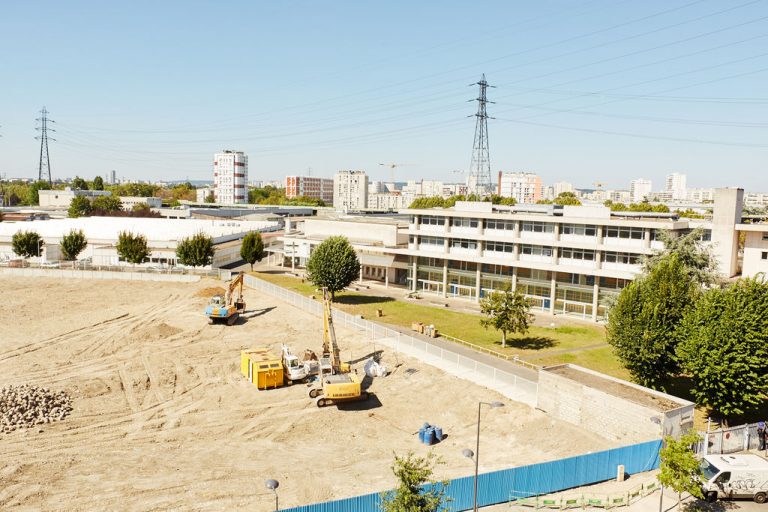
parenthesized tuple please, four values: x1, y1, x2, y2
(0, 216, 278, 242)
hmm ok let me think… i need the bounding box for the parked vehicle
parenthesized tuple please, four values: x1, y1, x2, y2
(700, 454, 768, 503)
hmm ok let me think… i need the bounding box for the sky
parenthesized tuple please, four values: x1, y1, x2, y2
(1, 0, 767, 191)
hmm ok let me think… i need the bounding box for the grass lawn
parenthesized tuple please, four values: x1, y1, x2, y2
(253, 271, 607, 360)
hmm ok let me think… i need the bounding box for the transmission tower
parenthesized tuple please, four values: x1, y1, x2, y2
(35, 106, 55, 184)
(467, 74, 494, 195)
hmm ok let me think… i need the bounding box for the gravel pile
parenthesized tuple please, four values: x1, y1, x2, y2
(0, 384, 73, 433)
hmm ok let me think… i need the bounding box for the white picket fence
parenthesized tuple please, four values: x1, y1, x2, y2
(244, 275, 539, 406)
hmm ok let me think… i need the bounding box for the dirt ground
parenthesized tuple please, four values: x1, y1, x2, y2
(0, 276, 614, 511)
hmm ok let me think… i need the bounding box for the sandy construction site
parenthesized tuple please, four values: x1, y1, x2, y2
(0, 276, 614, 511)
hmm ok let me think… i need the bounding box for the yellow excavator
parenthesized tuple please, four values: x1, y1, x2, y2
(205, 273, 246, 326)
(308, 288, 369, 407)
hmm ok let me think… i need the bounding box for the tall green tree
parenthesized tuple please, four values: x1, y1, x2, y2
(677, 277, 768, 419)
(240, 231, 264, 270)
(60, 229, 88, 262)
(644, 227, 718, 286)
(380, 451, 449, 512)
(11, 231, 43, 258)
(658, 431, 704, 509)
(553, 191, 581, 206)
(91, 194, 122, 212)
(68, 195, 93, 218)
(176, 232, 215, 267)
(27, 180, 51, 205)
(116, 231, 149, 264)
(92, 176, 104, 191)
(306, 236, 360, 300)
(71, 176, 89, 190)
(606, 254, 698, 388)
(479, 285, 534, 348)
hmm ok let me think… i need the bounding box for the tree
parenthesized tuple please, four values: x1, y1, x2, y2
(204, 191, 215, 203)
(132, 202, 150, 212)
(27, 180, 51, 205)
(380, 451, 449, 512)
(71, 176, 89, 190)
(68, 195, 93, 218)
(116, 231, 149, 264)
(677, 277, 768, 419)
(176, 232, 215, 267)
(479, 285, 534, 348)
(306, 236, 360, 300)
(91, 194, 122, 212)
(553, 191, 581, 206)
(606, 254, 699, 388)
(240, 231, 264, 271)
(12, 231, 42, 258)
(643, 227, 718, 286)
(60, 229, 87, 261)
(658, 431, 704, 509)
(92, 176, 104, 191)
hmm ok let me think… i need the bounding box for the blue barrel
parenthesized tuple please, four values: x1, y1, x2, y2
(418, 427, 426, 444)
(424, 427, 435, 445)
(434, 426, 443, 442)
(422, 422, 430, 430)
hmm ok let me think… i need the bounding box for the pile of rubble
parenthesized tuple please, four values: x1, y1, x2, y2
(0, 384, 73, 433)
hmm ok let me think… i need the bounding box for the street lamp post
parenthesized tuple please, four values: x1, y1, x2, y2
(463, 400, 504, 512)
(265, 479, 279, 511)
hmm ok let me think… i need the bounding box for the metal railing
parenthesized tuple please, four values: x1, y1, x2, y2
(243, 274, 539, 406)
(437, 332, 542, 371)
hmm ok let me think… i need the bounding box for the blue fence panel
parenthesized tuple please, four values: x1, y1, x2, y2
(280, 439, 662, 512)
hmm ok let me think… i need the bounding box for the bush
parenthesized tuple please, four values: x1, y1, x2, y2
(11, 231, 42, 258)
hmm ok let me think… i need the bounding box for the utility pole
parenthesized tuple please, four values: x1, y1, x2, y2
(35, 106, 55, 185)
(468, 74, 494, 196)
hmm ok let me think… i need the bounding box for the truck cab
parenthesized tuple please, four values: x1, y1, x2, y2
(700, 454, 768, 503)
(282, 354, 308, 383)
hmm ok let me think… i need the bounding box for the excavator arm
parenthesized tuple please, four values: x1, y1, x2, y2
(322, 288, 342, 374)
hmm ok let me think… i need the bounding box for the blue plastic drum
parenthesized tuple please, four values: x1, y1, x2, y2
(434, 426, 443, 442)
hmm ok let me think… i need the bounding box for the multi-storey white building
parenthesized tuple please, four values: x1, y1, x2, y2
(630, 179, 652, 203)
(333, 170, 368, 210)
(687, 188, 715, 203)
(665, 173, 687, 200)
(285, 175, 334, 204)
(553, 181, 574, 197)
(497, 172, 543, 203)
(213, 150, 248, 204)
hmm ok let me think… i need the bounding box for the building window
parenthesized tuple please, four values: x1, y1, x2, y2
(561, 224, 597, 236)
(419, 236, 444, 248)
(485, 219, 515, 231)
(520, 245, 553, 257)
(451, 217, 479, 228)
(485, 241, 514, 253)
(521, 221, 554, 233)
(604, 226, 644, 240)
(421, 216, 445, 226)
(560, 248, 595, 261)
(762, 233, 768, 241)
(763, 251, 768, 260)
(450, 238, 477, 250)
(603, 252, 640, 265)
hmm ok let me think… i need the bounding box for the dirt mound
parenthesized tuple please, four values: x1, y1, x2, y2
(195, 287, 225, 298)
(132, 322, 183, 342)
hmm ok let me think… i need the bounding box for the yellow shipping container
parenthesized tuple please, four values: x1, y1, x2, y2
(241, 349, 284, 390)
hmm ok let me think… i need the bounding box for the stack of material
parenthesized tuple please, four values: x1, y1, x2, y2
(0, 384, 73, 433)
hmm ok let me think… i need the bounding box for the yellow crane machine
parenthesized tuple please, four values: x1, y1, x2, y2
(308, 288, 369, 407)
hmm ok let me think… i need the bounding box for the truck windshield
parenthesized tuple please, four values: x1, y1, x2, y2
(700, 459, 719, 481)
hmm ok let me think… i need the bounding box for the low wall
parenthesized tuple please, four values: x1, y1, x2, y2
(0, 267, 201, 283)
(280, 439, 662, 512)
(243, 275, 539, 407)
(537, 365, 694, 443)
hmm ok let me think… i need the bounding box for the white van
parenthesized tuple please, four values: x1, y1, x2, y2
(700, 454, 768, 503)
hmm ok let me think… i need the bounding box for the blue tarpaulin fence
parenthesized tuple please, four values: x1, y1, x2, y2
(280, 439, 662, 512)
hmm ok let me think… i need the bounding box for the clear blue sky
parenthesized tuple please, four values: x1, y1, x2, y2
(1, 0, 767, 190)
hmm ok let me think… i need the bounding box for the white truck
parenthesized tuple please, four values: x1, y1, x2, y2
(280, 344, 320, 384)
(700, 454, 768, 503)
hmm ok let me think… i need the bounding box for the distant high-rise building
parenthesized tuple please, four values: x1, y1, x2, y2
(497, 172, 542, 203)
(630, 179, 652, 203)
(333, 170, 368, 210)
(285, 176, 333, 204)
(109, 170, 117, 185)
(213, 150, 248, 204)
(553, 181, 574, 197)
(665, 173, 687, 200)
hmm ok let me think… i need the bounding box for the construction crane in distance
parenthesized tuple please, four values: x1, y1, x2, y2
(593, 182, 606, 190)
(378, 163, 415, 184)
